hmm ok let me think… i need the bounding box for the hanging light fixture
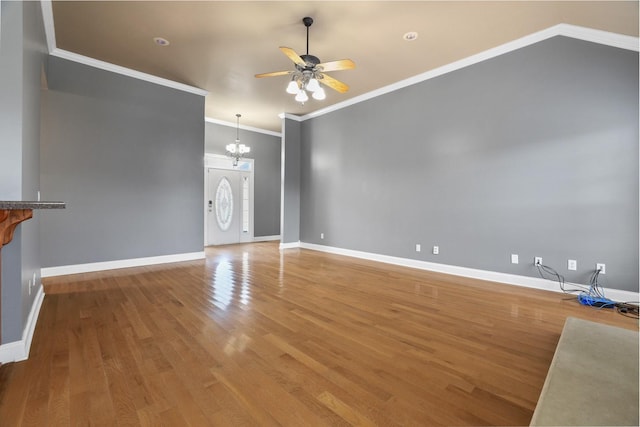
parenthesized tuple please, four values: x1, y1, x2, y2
(225, 114, 250, 167)
(286, 17, 326, 104)
(255, 16, 355, 105)
(287, 70, 327, 104)
(288, 71, 325, 104)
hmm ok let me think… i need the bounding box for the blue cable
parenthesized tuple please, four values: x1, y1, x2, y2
(577, 293, 615, 308)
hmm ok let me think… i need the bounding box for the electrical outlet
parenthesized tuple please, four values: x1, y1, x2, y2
(320, 233, 324, 240)
(511, 254, 519, 264)
(432, 245, 439, 255)
(534, 257, 542, 266)
(596, 263, 606, 274)
(568, 259, 577, 271)
(415, 244, 421, 252)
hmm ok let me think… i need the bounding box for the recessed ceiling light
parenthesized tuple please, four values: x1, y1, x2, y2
(153, 37, 170, 46)
(403, 31, 418, 41)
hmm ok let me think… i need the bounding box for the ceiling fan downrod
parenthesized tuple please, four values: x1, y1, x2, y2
(303, 17, 313, 56)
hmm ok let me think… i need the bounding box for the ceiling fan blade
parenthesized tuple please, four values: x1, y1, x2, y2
(319, 73, 349, 93)
(255, 70, 293, 78)
(279, 47, 306, 67)
(317, 59, 355, 72)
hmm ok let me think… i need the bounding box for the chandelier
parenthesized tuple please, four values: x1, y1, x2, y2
(225, 114, 250, 166)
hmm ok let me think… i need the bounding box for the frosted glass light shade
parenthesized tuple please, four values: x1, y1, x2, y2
(286, 80, 299, 94)
(295, 90, 308, 102)
(306, 78, 320, 92)
(312, 87, 326, 100)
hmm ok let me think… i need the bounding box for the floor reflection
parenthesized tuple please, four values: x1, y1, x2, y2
(223, 333, 251, 356)
(210, 252, 252, 311)
(211, 259, 234, 310)
(240, 251, 251, 305)
(278, 250, 285, 294)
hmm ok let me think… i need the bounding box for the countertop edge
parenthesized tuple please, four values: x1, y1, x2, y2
(0, 201, 66, 209)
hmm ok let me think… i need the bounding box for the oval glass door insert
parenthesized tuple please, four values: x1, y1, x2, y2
(215, 177, 233, 231)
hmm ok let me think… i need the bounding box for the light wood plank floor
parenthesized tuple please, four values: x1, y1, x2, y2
(1, 242, 636, 426)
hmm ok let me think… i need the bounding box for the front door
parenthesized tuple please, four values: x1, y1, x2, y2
(207, 168, 241, 245)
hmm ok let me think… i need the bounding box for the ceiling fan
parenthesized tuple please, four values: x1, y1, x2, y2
(255, 17, 355, 102)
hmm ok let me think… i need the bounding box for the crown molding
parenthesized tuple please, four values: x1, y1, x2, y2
(301, 24, 639, 122)
(50, 49, 208, 96)
(205, 117, 281, 137)
(40, 1, 208, 97)
(40, 0, 56, 53)
(278, 113, 303, 121)
(558, 23, 639, 51)
(38, 6, 638, 123)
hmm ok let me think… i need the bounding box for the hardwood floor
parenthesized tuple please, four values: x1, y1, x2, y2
(0, 242, 636, 426)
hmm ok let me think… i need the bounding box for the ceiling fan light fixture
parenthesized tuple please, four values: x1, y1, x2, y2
(312, 87, 326, 100)
(255, 16, 354, 103)
(306, 77, 321, 92)
(286, 79, 299, 94)
(295, 90, 309, 103)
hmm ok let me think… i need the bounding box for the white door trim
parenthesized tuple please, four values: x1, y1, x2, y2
(204, 154, 254, 246)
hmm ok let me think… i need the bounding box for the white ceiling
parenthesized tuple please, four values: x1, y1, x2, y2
(49, 1, 639, 132)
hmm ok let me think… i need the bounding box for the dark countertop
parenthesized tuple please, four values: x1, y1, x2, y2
(0, 201, 66, 209)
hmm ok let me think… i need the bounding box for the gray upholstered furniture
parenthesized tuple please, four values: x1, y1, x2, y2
(531, 317, 639, 426)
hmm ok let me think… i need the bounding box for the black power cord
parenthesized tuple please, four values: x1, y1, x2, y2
(536, 262, 638, 318)
(615, 302, 640, 319)
(535, 263, 590, 294)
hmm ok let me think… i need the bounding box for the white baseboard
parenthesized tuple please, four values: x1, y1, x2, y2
(299, 242, 639, 303)
(41, 251, 206, 277)
(279, 241, 301, 250)
(4, 244, 634, 363)
(253, 235, 280, 242)
(0, 285, 45, 363)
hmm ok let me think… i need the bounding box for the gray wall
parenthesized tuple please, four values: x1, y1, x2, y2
(282, 118, 301, 244)
(204, 121, 281, 237)
(0, 0, 23, 200)
(300, 36, 639, 292)
(0, 1, 46, 343)
(40, 57, 205, 267)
